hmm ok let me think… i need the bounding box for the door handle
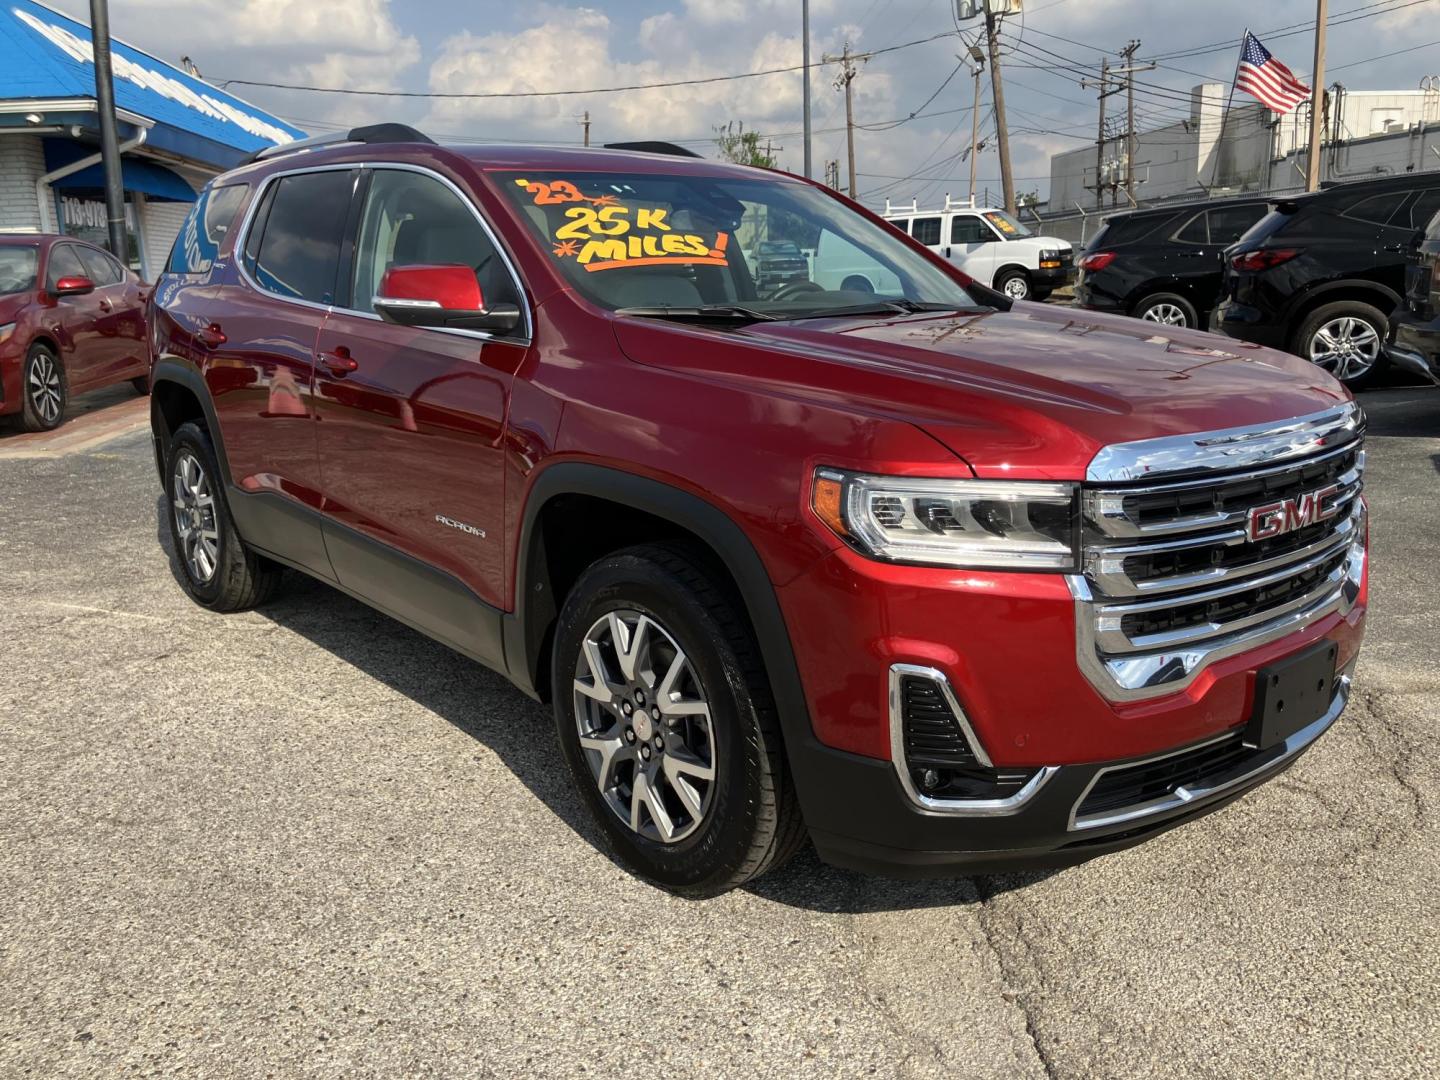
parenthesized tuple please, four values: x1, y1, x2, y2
(98, 298, 113, 312)
(195, 322, 226, 348)
(317, 346, 359, 376)
(944, 246, 952, 258)
(1383, 243, 1404, 253)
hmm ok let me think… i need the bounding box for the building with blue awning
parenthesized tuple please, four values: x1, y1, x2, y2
(0, 0, 305, 278)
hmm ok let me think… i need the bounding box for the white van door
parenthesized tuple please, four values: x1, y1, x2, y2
(947, 213, 1005, 286)
(908, 214, 945, 259)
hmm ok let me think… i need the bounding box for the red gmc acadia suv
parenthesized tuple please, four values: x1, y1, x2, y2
(147, 125, 1368, 896)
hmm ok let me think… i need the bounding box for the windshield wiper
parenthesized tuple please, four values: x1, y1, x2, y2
(783, 299, 981, 321)
(615, 304, 779, 324)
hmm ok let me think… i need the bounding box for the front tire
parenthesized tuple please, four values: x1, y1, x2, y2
(20, 344, 66, 432)
(995, 268, 1032, 301)
(1294, 301, 1388, 389)
(552, 543, 805, 897)
(164, 421, 283, 611)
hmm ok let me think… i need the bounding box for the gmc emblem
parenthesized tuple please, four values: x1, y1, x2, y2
(1246, 484, 1342, 542)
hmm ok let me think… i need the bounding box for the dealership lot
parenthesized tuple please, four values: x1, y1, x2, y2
(0, 388, 1435, 1079)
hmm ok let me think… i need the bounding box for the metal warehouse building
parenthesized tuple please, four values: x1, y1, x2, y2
(0, 0, 303, 279)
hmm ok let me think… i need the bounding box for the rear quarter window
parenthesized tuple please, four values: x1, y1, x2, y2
(168, 183, 249, 275)
(1343, 191, 1408, 226)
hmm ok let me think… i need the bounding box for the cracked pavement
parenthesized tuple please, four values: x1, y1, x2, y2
(0, 387, 1436, 1078)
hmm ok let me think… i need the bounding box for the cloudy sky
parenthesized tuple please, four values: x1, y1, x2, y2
(48, 0, 1440, 207)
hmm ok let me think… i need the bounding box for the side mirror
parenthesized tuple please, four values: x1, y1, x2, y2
(53, 275, 95, 296)
(374, 264, 520, 334)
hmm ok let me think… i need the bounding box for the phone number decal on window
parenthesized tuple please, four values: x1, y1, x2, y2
(515, 178, 730, 273)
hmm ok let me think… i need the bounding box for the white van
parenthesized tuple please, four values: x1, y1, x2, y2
(882, 197, 1074, 302)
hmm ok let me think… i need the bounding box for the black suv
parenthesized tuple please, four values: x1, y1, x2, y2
(1075, 198, 1270, 330)
(1385, 203, 1440, 385)
(1215, 174, 1440, 389)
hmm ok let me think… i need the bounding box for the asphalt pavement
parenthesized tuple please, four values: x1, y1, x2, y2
(0, 387, 1436, 1078)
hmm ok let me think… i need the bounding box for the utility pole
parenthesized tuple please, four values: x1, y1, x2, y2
(89, 0, 127, 264)
(1306, 0, 1328, 190)
(982, 7, 1016, 214)
(824, 42, 863, 198)
(967, 45, 986, 205)
(580, 110, 591, 147)
(1082, 59, 1114, 210)
(1118, 40, 1156, 205)
(802, 0, 813, 178)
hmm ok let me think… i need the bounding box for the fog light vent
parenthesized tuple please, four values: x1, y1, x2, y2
(896, 670, 1039, 803)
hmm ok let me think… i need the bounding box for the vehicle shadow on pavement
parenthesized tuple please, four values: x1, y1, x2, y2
(155, 496, 1055, 910)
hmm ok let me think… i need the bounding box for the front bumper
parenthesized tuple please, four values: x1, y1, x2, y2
(1385, 311, 1440, 385)
(801, 666, 1353, 877)
(1033, 264, 1074, 289)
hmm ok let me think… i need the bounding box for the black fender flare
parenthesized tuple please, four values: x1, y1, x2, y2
(1282, 278, 1404, 329)
(503, 461, 817, 756)
(149, 357, 231, 484)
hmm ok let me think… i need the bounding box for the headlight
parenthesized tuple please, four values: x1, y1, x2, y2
(0, 322, 15, 345)
(812, 469, 1080, 571)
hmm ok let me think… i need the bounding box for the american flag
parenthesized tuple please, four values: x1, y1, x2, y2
(1235, 31, 1312, 115)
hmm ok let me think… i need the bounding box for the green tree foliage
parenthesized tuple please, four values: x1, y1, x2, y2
(714, 123, 777, 169)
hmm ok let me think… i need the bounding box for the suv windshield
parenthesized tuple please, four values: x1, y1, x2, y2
(0, 246, 38, 295)
(497, 171, 979, 319)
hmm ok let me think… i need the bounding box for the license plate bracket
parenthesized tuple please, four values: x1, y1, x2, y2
(1246, 640, 1339, 750)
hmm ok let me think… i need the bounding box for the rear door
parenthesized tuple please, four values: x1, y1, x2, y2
(43, 242, 109, 391)
(1182, 203, 1267, 312)
(75, 245, 146, 382)
(313, 165, 527, 637)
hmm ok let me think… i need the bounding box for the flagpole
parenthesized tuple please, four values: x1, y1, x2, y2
(1305, 0, 1328, 190)
(1208, 31, 1245, 191)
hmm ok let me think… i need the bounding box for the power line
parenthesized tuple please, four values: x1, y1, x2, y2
(217, 29, 959, 99)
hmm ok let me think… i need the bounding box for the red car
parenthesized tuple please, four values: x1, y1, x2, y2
(0, 233, 149, 432)
(147, 126, 1367, 895)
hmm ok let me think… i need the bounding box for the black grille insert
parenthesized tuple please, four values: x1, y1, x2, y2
(1078, 734, 1261, 821)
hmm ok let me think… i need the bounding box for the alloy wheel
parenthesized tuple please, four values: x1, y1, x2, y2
(572, 609, 717, 844)
(172, 450, 221, 583)
(27, 352, 62, 426)
(1142, 303, 1190, 327)
(1308, 316, 1380, 381)
(1002, 276, 1030, 300)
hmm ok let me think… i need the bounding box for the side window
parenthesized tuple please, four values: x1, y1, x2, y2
(46, 244, 85, 289)
(1345, 191, 1408, 226)
(244, 170, 355, 304)
(77, 247, 123, 285)
(910, 216, 942, 246)
(1208, 205, 1267, 245)
(1408, 188, 1440, 230)
(168, 184, 248, 275)
(1175, 212, 1209, 244)
(350, 169, 519, 316)
(951, 215, 994, 244)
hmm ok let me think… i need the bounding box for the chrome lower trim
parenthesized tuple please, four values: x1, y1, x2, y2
(1085, 402, 1363, 484)
(887, 664, 1057, 816)
(1068, 674, 1351, 832)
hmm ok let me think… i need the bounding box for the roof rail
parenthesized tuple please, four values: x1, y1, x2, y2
(602, 141, 702, 158)
(943, 193, 976, 212)
(882, 198, 919, 216)
(240, 123, 436, 166)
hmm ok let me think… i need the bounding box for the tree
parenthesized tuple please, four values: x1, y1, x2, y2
(714, 122, 777, 169)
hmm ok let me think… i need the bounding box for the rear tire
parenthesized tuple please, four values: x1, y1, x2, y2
(1293, 301, 1388, 390)
(20, 344, 66, 432)
(164, 421, 283, 611)
(552, 543, 805, 897)
(1031, 288, 1054, 303)
(995, 268, 1032, 301)
(1134, 293, 1199, 329)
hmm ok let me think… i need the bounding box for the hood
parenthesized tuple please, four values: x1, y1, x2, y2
(611, 304, 1349, 480)
(1032, 235, 1071, 251)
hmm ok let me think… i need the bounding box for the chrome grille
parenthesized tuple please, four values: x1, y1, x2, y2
(1072, 406, 1367, 701)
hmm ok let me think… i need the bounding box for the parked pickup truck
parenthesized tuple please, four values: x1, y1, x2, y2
(147, 125, 1367, 896)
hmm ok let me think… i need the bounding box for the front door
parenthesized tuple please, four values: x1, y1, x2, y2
(74, 244, 147, 383)
(43, 242, 110, 391)
(948, 214, 1002, 286)
(313, 166, 527, 628)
